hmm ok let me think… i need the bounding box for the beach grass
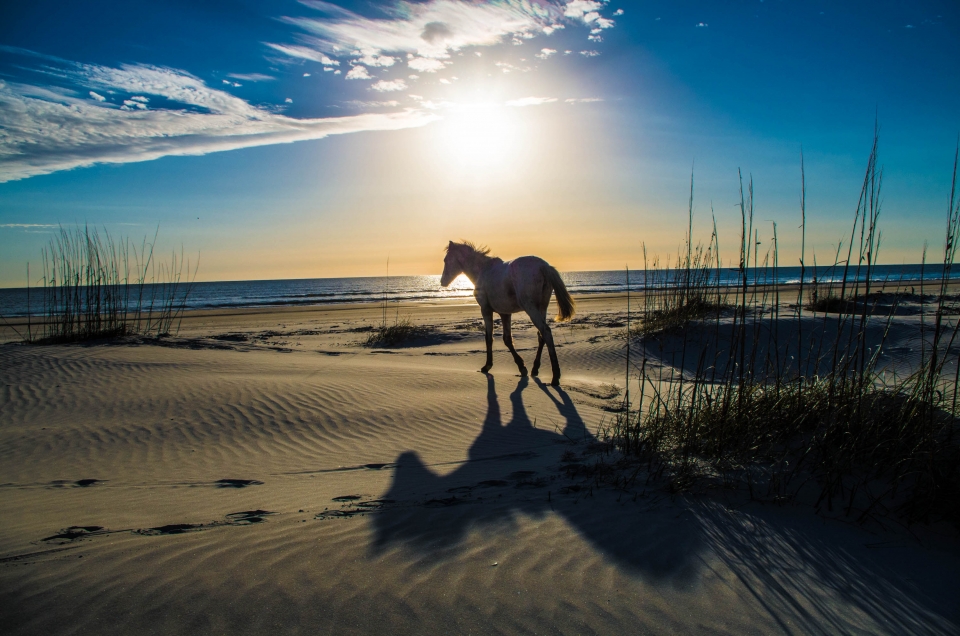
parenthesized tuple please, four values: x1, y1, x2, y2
(25, 225, 196, 343)
(613, 132, 960, 526)
(362, 316, 434, 347)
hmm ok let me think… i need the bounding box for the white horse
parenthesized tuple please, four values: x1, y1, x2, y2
(440, 241, 575, 386)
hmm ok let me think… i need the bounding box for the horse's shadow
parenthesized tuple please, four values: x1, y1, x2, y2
(369, 374, 703, 581)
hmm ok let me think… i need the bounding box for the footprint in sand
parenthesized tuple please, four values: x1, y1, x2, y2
(214, 479, 263, 488)
(42, 526, 105, 542)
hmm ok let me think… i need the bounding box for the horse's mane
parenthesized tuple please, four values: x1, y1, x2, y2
(447, 240, 492, 257)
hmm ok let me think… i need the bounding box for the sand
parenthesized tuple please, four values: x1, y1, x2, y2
(1, 294, 958, 635)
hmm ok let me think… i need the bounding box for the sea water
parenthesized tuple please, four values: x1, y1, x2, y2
(0, 264, 956, 317)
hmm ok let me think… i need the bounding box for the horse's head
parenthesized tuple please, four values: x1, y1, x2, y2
(440, 241, 463, 287)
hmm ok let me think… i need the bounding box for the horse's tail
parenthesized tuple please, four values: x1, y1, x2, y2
(546, 266, 576, 322)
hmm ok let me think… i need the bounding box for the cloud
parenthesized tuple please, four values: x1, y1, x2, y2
(276, 1, 560, 61)
(285, 97, 293, 103)
(696, 22, 708, 28)
(371, 79, 407, 92)
(505, 96, 556, 107)
(0, 223, 59, 229)
(536, 48, 557, 59)
(408, 56, 447, 72)
(269, 0, 617, 73)
(345, 65, 373, 79)
(227, 73, 275, 81)
(89, 91, 106, 102)
(494, 61, 531, 73)
(0, 61, 438, 183)
(613, 9, 624, 16)
(353, 51, 396, 67)
(579, 50, 600, 57)
(343, 99, 401, 108)
(564, 97, 602, 103)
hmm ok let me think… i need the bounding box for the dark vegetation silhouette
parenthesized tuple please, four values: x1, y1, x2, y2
(614, 130, 960, 526)
(12, 225, 196, 343)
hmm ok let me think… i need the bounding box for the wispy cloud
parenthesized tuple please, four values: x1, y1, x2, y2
(227, 73, 275, 81)
(506, 96, 556, 107)
(0, 223, 59, 229)
(564, 97, 602, 103)
(270, 0, 616, 74)
(0, 59, 437, 183)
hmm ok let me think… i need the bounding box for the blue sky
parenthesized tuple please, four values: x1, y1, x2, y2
(1, 0, 958, 286)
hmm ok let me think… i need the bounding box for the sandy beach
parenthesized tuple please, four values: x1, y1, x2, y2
(0, 293, 958, 635)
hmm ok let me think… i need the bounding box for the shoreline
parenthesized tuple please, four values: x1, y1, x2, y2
(4, 277, 957, 343)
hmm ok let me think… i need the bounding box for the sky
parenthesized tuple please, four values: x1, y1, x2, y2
(0, 0, 958, 287)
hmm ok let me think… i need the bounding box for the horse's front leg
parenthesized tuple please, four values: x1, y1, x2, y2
(500, 313, 527, 376)
(480, 309, 494, 373)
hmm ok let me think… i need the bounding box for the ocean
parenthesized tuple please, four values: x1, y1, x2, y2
(1, 264, 957, 318)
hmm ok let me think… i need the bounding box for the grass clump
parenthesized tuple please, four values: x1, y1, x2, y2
(630, 172, 726, 338)
(24, 225, 196, 344)
(362, 316, 434, 347)
(613, 131, 960, 527)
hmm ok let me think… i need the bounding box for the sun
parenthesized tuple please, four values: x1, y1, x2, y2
(430, 103, 521, 175)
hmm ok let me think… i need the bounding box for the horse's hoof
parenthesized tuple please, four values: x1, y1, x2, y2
(480, 366, 491, 374)
(531, 368, 539, 377)
(518, 367, 528, 377)
(550, 378, 560, 387)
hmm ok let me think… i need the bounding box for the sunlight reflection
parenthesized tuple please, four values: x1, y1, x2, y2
(449, 273, 474, 290)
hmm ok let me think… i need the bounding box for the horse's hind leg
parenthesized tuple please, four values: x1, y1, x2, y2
(500, 313, 527, 376)
(531, 332, 545, 377)
(525, 306, 561, 386)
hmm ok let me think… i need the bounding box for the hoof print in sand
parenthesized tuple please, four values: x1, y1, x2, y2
(225, 510, 276, 525)
(215, 479, 263, 488)
(42, 525, 105, 542)
(316, 497, 395, 519)
(48, 479, 104, 488)
(137, 523, 201, 536)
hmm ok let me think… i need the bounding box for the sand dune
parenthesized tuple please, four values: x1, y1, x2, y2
(2, 296, 958, 634)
